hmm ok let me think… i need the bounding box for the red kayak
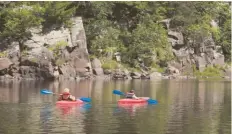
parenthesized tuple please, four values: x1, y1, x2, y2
(118, 99, 147, 104)
(118, 97, 149, 104)
(56, 99, 84, 115)
(56, 99, 84, 105)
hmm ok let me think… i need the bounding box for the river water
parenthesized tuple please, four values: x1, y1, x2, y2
(0, 79, 230, 134)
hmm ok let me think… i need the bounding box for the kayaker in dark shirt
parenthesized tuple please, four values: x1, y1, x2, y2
(58, 88, 76, 101)
(125, 90, 139, 99)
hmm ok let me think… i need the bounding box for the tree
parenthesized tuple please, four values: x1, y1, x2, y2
(216, 2, 231, 62)
(90, 27, 124, 58)
(121, 22, 173, 67)
(0, 2, 44, 53)
(41, 1, 77, 32)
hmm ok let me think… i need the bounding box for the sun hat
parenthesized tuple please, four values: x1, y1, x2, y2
(62, 88, 70, 95)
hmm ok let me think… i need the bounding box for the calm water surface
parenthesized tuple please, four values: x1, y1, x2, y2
(0, 79, 230, 134)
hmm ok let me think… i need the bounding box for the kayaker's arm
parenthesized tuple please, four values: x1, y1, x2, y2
(69, 95, 76, 101)
(133, 94, 139, 99)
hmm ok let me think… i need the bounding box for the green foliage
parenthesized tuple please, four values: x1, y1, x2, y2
(0, 1, 77, 54)
(216, 3, 231, 62)
(0, 1, 230, 68)
(101, 60, 118, 70)
(41, 1, 77, 30)
(89, 55, 97, 61)
(150, 62, 165, 73)
(127, 67, 141, 73)
(21, 49, 28, 57)
(168, 2, 231, 61)
(48, 40, 68, 58)
(0, 2, 44, 50)
(121, 22, 173, 67)
(193, 65, 224, 78)
(0, 51, 7, 58)
(225, 62, 232, 67)
(90, 27, 123, 57)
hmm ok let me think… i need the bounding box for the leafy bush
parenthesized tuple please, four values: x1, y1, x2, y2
(193, 65, 223, 78)
(150, 62, 165, 73)
(0, 51, 7, 58)
(48, 40, 68, 58)
(101, 60, 118, 70)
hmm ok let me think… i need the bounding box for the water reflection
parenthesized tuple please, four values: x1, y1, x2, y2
(114, 103, 148, 116)
(0, 79, 230, 134)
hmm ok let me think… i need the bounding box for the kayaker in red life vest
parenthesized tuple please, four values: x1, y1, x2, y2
(58, 88, 76, 101)
(125, 90, 139, 99)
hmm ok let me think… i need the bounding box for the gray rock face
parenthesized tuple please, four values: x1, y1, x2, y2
(0, 17, 92, 80)
(131, 72, 141, 79)
(93, 68, 104, 75)
(0, 58, 13, 71)
(165, 66, 180, 76)
(0, 58, 13, 76)
(91, 58, 102, 68)
(159, 19, 171, 29)
(168, 30, 184, 46)
(70, 17, 87, 49)
(160, 18, 225, 74)
(59, 65, 76, 78)
(195, 56, 207, 72)
(150, 72, 162, 79)
(19, 65, 53, 80)
(91, 58, 104, 76)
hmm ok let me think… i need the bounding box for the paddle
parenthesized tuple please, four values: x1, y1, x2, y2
(40, 89, 91, 103)
(112, 89, 158, 104)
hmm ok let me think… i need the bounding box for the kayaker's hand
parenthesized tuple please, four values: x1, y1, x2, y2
(70, 95, 76, 101)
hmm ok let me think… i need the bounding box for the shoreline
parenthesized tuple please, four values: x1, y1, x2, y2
(0, 74, 230, 82)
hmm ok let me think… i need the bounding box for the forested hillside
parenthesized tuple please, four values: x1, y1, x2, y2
(0, 1, 231, 80)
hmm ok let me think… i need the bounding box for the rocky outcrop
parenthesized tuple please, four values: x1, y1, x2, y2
(0, 58, 13, 75)
(91, 58, 104, 75)
(160, 18, 225, 75)
(0, 58, 13, 71)
(165, 66, 180, 76)
(150, 72, 162, 79)
(0, 17, 92, 80)
(0, 16, 229, 81)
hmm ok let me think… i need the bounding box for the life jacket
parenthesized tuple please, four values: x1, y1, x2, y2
(126, 92, 135, 98)
(60, 95, 73, 101)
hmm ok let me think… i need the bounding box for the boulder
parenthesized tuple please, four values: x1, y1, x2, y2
(93, 68, 104, 75)
(0, 58, 13, 71)
(168, 30, 184, 46)
(59, 65, 76, 78)
(150, 72, 162, 79)
(91, 58, 102, 68)
(131, 72, 141, 79)
(165, 66, 180, 75)
(159, 19, 171, 29)
(104, 69, 112, 75)
(112, 69, 125, 79)
(195, 56, 207, 72)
